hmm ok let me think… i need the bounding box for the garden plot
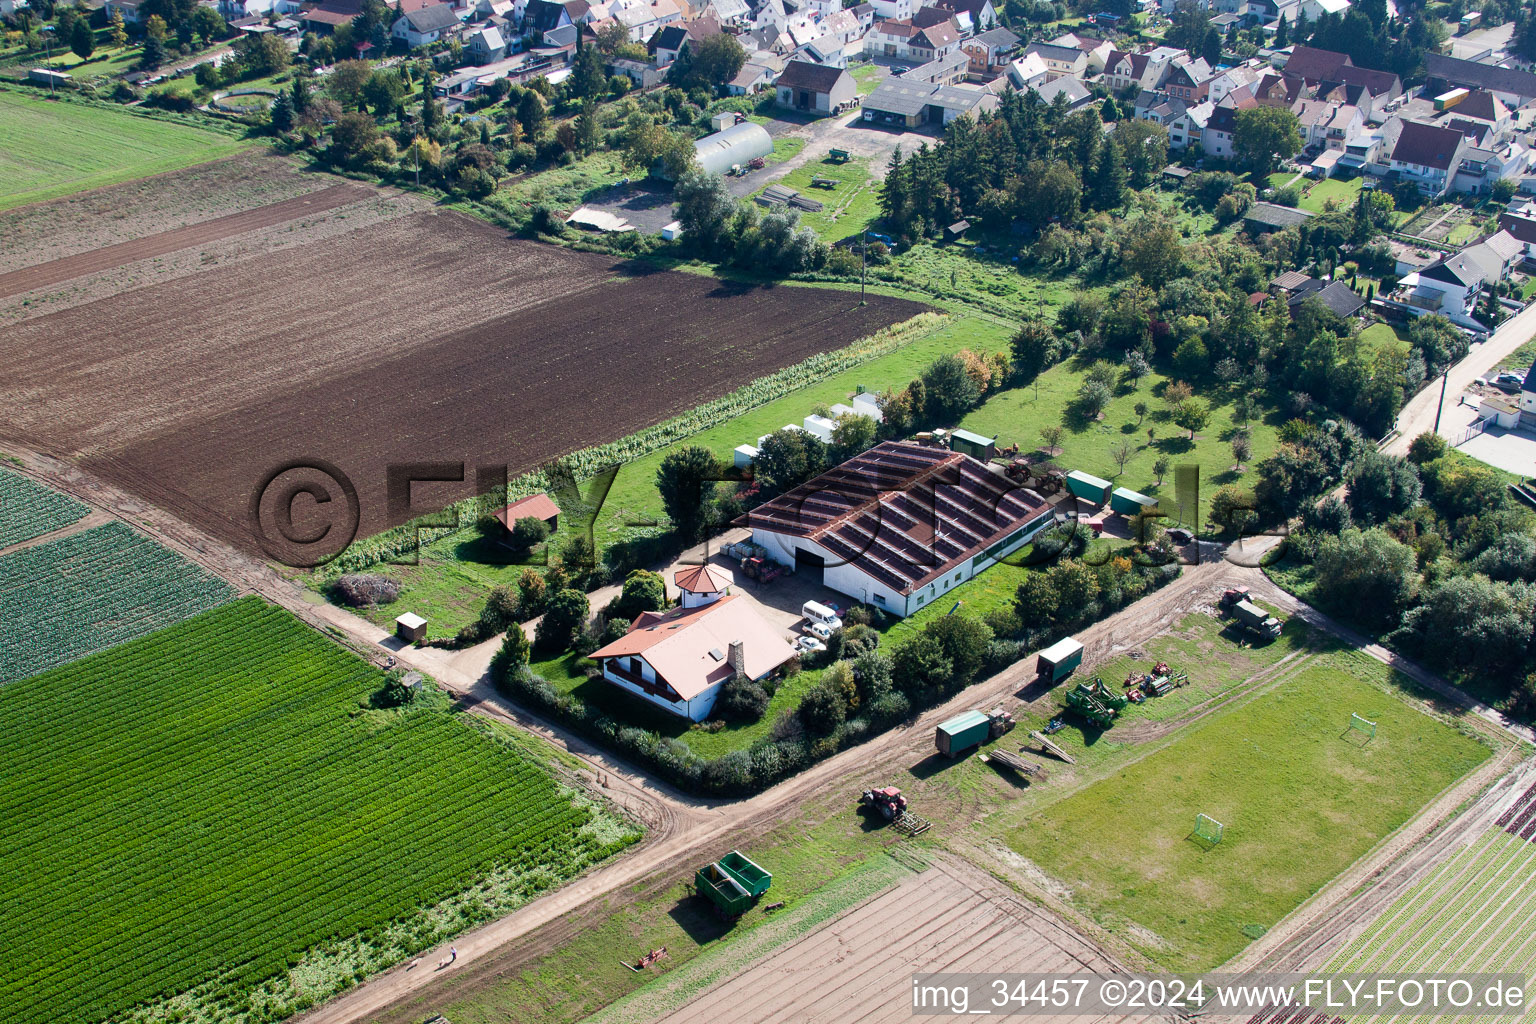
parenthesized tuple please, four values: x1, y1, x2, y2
(0, 468, 87, 548)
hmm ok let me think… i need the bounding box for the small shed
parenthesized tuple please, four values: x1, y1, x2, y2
(1480, 394, 1520, 429)
(949, 428, 998, 461)
(734, 443, 759, 468)
(496, 492, 561, 532)
(28, 68, 72, 87)
(851, 392, 884, 421)
(661, 220, 683, 240)
(1065, 469, 1113, 506)
(1110, 486, 1158, 516)
(944, 220, 971, 242)
(1036, 636, 1084, 682)
(395, 613, 427, 644)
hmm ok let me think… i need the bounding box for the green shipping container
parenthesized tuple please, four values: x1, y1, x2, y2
(1065, 470, 1112, 505)
(936, 709, 992, 757)
(718, 850, 772, 897)
(949, 428, 997, 461)
(1110, 487, 1157, 516)
(1037, 636, 1084, 682)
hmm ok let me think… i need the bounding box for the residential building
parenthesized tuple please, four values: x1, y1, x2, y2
(1024, 40, 1088, 81)
(1161, 56, 1212, 102)
(1388, 119, 1469, 196)
(588, 591, 796, 722)
(1025, 74, 1093, 109)
(1200, 91, 1256, 158)
(736, 441, 1056, 617)
(103, 0, 144, 22)
(1299, 0, 1348, 21)
(1397, 230, 1521, 316)
(774, 59, 857, 113)
(727, 59, 777, 94)
(392, 3, 461, 48)
(867, 0, 913, 19)
(1004, 51, 1050, 92)
(865, 18, 959, 61)
(1287, 278, 1368, 318)
(1049, 30, 1112, 73)
(465, 23, 507, 60)
(931, 0, 996, 31)
(961, 25, 1019, 75)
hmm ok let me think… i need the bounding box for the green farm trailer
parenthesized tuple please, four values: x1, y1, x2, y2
(1065, 678, 1126, 728)
(718, 850, 772, 897)
(1065, 470, 1112, 506)
(935, 708, 1014, 757)
(1036, 636, 1084, 684)
(1110, 486, 1157, 517)
(696, 862, 753, 917)
(696, 851, 772, 917)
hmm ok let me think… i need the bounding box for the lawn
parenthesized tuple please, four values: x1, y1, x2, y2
(751, 155, 881, 242)
(956, 357, 1279, 529)
(851, 61, 884, 96)
(0, 87, 250, 210)
(0, 597, 639, 1024)
(1005, 649, 1492, 970)
(1357, 322, 1411, 357)
(1295, 176, 1362, 214)
(0, 520, 234, 683)
(484, 151, 631, 220)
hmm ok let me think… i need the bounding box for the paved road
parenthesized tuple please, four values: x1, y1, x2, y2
(1383, 301, 1536, 457)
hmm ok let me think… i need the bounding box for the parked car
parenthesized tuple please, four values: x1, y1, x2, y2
(794, 635, 826, 654)
(802, 621, 835, 642)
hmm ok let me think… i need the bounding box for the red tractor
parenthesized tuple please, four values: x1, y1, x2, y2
(859, 786, 908, 820)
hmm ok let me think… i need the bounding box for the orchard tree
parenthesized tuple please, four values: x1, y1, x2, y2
(1172, 399, 1209, 439)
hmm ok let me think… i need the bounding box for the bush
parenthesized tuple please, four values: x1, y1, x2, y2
(798, 680, 848, 734)
(508, 515, 551, 551)
(534, 588, 590, 651)
(718, 673, 770, 721)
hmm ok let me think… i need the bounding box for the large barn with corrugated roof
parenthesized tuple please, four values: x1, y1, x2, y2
(735, 441, 1058, 617)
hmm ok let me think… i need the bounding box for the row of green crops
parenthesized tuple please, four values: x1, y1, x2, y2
(0, 520, 234, 683)
(0, 598, 640, 1024)
(0, 469, 88, 548)
(321, 311, 949, 574)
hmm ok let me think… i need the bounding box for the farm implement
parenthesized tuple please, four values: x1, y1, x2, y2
(1123, 661, 1188, 701)
(859, 786, 933, 837)
(623, 946, 669, 972)
(1065, 677, 1126, 728)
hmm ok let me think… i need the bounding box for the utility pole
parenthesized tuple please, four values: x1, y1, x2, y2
(1432, 367, 1449, 434)
(41, 25, 55, 95)
(859, 228, 867, 306)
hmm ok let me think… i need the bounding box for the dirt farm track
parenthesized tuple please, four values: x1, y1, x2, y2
(0, 163, 924, 557)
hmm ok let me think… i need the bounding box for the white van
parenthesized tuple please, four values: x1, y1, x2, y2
(802, 601, 843, 631)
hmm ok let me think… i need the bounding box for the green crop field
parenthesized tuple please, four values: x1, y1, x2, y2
(0, 520, 234, 683)
(0, 598, 639, 1024)
(0, 469, 87, 548)
(0, 88, 250, 211)
(1326, 820, 1536, 983)
(1004, 650, 1491, 971)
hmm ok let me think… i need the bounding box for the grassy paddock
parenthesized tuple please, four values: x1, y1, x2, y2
(1004, 649, 1492, 970)
(0, 87, 250, 210)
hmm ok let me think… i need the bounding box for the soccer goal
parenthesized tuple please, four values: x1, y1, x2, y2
(1194, 813, 1224, 846)
(1349, 713, 1377, 742)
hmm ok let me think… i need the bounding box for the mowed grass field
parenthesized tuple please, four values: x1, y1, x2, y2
(0, 598, 639, 1024)
(0, 89, 250, 211)
(1006, 650, 1491, 971)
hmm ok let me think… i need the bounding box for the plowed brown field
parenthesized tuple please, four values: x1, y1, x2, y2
(0, 208, 924, 558)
